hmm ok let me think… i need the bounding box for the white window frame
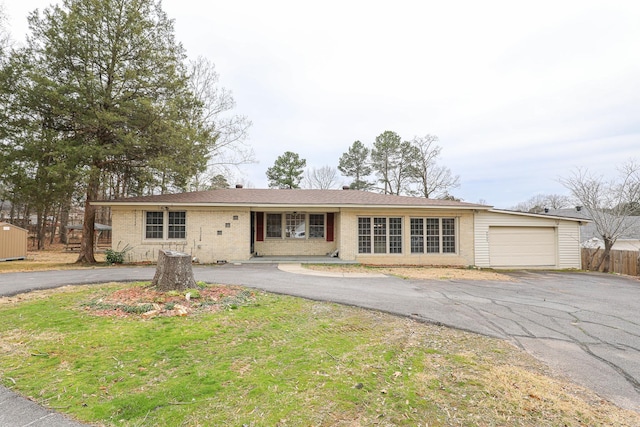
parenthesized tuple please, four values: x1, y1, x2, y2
(409, 217, 457, 254)
(358, 217, 403, 254)
(144, 211, 187, 241)
(266, 213, 282, 238)
(264, 213, 326, 240)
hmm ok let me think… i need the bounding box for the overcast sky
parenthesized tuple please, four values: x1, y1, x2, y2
(4, 0, 640, 208)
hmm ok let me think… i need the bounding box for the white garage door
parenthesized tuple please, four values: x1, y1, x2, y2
(489, 227, 556, 267)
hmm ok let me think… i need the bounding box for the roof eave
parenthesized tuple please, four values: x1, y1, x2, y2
(488, 209, 592, 223)
(94, 201, 491, 210)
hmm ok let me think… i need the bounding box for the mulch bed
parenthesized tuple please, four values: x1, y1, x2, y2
(83, 284, 252, 318)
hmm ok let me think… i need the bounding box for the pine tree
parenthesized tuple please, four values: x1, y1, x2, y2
(266, 152, 307, 189)
(338, 140, 372, 190)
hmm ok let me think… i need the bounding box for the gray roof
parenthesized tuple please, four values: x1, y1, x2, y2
(541, 208, 591, 220)
(94, 188, 490, 210)
(544, 208, 640, 240)
(67, 223, 112, 231)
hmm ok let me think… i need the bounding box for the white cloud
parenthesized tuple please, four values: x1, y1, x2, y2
(5, 0, 640, 207)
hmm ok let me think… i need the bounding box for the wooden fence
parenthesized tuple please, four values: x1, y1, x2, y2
(581, 248, 640, 276)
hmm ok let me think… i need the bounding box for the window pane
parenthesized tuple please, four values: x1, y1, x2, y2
(426, 218, 440, 253)
(389, 217, 402, 254)
(168, 211, 186, 239)
(145, 211, 163, 239)
(442, 218, 456, 253)
(373, 217, 387, 254)
(358, 217, 371, 253)
(285, 213, 306, 238)
(309, 214, 324, 238)
(410, 218, 424, 253)
(266, 214, 282, 238)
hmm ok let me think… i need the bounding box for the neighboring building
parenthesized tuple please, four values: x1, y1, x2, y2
(544, 207, 640, 251)
(93, 188, 586, 269)
(0, 222, 28, 261)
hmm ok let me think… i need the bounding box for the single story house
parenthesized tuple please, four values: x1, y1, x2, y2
(93, 188, 587, 269)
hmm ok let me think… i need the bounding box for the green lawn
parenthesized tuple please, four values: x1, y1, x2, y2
(0, 282, 638, 426)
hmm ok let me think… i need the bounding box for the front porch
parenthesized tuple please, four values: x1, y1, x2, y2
(231, 255, 357, 265)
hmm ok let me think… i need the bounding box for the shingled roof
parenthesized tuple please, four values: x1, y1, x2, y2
(94, 188, 490, 210)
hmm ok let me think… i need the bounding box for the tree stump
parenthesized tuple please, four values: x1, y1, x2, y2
(152, 250, 196, 291)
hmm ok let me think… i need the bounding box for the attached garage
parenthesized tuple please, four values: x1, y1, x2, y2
(475, 210, 585, 269)
(489, 226, 556, 267)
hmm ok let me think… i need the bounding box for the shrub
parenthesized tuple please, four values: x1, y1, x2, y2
(105, 243, 132, 265)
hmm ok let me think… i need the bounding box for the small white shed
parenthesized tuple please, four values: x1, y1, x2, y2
(474, 210, 586, 269)
(0, 222, 28, 261)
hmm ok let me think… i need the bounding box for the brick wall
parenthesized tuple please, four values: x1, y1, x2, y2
(111, 207, 251, 263)
(338, 208, 475, 266)
(111, 206, 477, 266)
(254, 239, 336, 256)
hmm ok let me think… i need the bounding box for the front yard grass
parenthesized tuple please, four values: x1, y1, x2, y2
(0, 282, 638, 426)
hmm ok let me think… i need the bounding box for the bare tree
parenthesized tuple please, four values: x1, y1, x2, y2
(305, 166, 340, 189)
(560, 161, 640, 272)
(409, 135, 460, 198)
(188, 57, 254, 179)
(388, 141, 419, 196)
(511, 193, 571, 213)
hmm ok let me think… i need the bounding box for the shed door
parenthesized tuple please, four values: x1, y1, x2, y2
(489, 227, 556, 267)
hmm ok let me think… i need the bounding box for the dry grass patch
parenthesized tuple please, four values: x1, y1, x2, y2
(306, 264, 514, 281)
(0, 247, 106, 272)
(0, 284, 638, 426)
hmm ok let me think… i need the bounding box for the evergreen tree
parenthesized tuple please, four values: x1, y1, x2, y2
(338, 140, 372, 190)
(370, 130, 418, 195)
(266, 151, 307, 189)
(14, 0, 215, 262)
(371, 131, 401, 194)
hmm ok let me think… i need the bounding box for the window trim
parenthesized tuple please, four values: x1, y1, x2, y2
(358, 216, 403, 254)
(145, 211, 164, 240)
(266, 213, 283, 239)
(168, 211, 186, 239)
(308, 213, 325, 239)
(410, 217, 457, 254)
(144, 210, 187, 241)
(285, 213, 306, 239)
(263, 212, 327, 240)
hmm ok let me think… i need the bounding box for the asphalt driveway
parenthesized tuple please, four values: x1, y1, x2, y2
(0, 265, 639, 416)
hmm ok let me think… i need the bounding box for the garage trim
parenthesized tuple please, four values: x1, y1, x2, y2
(474, 210, 585, 269)
(489, 226, 556, 267)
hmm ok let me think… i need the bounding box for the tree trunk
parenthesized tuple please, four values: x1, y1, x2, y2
(49, 206, 58, 245)
(152, 250, 196, 292)
(76, 169, 99, 263)
(59, 199, 71, 244)
(36, 210, 46, 250)
(595, 238, 614, 273)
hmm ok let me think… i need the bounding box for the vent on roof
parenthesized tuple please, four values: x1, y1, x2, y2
(576, 206, 582, 211)
(235, 184, 243, 189)
(342, 186, 350, 190)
